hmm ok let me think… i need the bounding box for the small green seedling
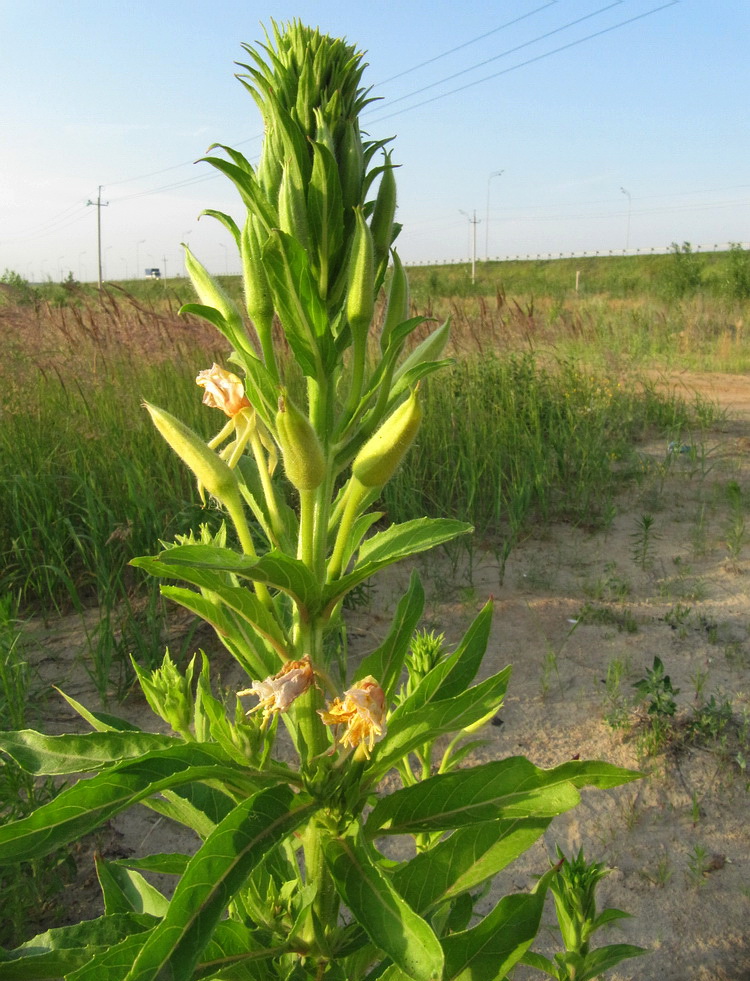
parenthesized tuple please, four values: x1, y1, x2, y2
(522, 846, 647, 981)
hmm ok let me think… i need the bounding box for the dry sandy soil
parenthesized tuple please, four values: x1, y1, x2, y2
(22, 370, 750, 980)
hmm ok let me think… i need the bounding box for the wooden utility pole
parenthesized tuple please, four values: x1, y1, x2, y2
(86, 186, 109, 288)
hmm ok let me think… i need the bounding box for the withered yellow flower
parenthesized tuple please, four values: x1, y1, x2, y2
(318, 676, 386, 758)
(239, 656, 314, 724)
(196, 363, 251, 418)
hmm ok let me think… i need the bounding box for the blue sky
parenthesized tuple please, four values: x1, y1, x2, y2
(1, 0, 748, 281)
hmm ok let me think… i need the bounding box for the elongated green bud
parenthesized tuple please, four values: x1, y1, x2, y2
(346, 207, 375, 338)
(381, 250, 410, 352)
(183, 245, 245, 341)
(278, 162, 311, 251)
(276, 393, 326, 491)
(241, 218, 274, 327)
(340, 120, 365, 212)
(370, 153, 397, 267)
(144, 402, 241, 509)
(352, 387, 422, 488)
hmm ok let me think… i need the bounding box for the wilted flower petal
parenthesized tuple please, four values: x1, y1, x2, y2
(239, 656, 313, 724)
(319, 676, 386, 758)
(196, 363, 251, 417)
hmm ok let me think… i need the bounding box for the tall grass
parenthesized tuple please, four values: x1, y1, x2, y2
(0, 286, 724, 692)
(383, 353, 712, 576)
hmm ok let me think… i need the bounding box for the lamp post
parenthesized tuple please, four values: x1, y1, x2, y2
(620, 186, 631, 252)
(485, 169, 504, 261)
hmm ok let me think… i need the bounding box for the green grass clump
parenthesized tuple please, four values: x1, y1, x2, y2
(382, 352, 710, 540)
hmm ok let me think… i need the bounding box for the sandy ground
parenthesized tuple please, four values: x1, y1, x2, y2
(21, 370, 750, 979)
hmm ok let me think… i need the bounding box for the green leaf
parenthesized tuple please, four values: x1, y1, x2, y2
(120, 787, 317, 981)
(95, 854, 170, 917)
(53, 688, 141, 732)
(366, 757, 640, 837)
(354, 570, 424, 701)
(441, 884, 548, 981)
(142, 544, 321, 620)
(576, 943, 649, 981)
(392, 818, 552, 913)
(324, 825, 444, 981)
(0, 729, 178, 775)
(0, 743, 265, 863)
(112, 853, 191, 876)
(322, 518, 472, 615)
(0, 914, 156, 980)
(369, 668, 511, 781)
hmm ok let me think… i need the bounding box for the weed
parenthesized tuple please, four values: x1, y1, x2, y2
(602, 657, 631, 729)
(633, 656, 680, 718)
(640, 854, 673, 888)
(685, 844, 711, 888)
(575, 602, 638, 634)
(631, 513, 658, 570)
(724, 479, 747, 567)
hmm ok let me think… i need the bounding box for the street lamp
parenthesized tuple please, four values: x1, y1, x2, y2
(620, 187, 631, 252)
(485, 169, 504, 260)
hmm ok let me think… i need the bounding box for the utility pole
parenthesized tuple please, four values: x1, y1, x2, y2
(86, 186, 109, 288)
(485, 169, 504, 260)
(460, 209, 481, 284)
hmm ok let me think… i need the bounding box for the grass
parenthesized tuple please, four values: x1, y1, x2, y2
(0, 264, 730, 691)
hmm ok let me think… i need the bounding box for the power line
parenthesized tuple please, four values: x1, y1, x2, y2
(367, 1, 679, 124)
(375, 1, 559, 86)
(368, 0, 625, 113)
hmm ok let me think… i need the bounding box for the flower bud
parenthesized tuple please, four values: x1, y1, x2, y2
(370, 153, 397, 267)
(278, 162, 311, 251)
(352, 387, 422, 488)
(183, 245, 245, 342)
(346, 206, 375, 339)
(275, 393, 326, 491)
(144, 401, 242, 508)
(380, 250, 409, 352)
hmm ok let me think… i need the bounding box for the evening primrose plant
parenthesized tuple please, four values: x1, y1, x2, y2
(0, 22, 639, 981)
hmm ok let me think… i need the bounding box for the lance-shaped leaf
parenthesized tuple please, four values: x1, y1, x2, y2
(0, 914, 156, 981)
(368, 667, 511, 782)
(354, 570, 424, 702)
(308, 140, 344, 294)
(323, 825, 444, 981)
(0, 743, 267, 864)
(392, 817, 553, 914)
(138, 544, 321, 621)
(386, 600, 494, 725)
(0, 729, 178, 775)
(322, 518, 472, 616)
(440, 871, 553, 981)
(119, 787, 317, 981)
(95, 854, 171, 917)
(366, 757, 641, 837)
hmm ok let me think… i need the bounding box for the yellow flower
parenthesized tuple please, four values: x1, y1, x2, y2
(238, 656, 314, 724)
(196, 363, 251, 418)
(318, 676, 386, 758)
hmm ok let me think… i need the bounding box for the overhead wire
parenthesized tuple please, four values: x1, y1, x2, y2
(367, 1, 680, 124)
